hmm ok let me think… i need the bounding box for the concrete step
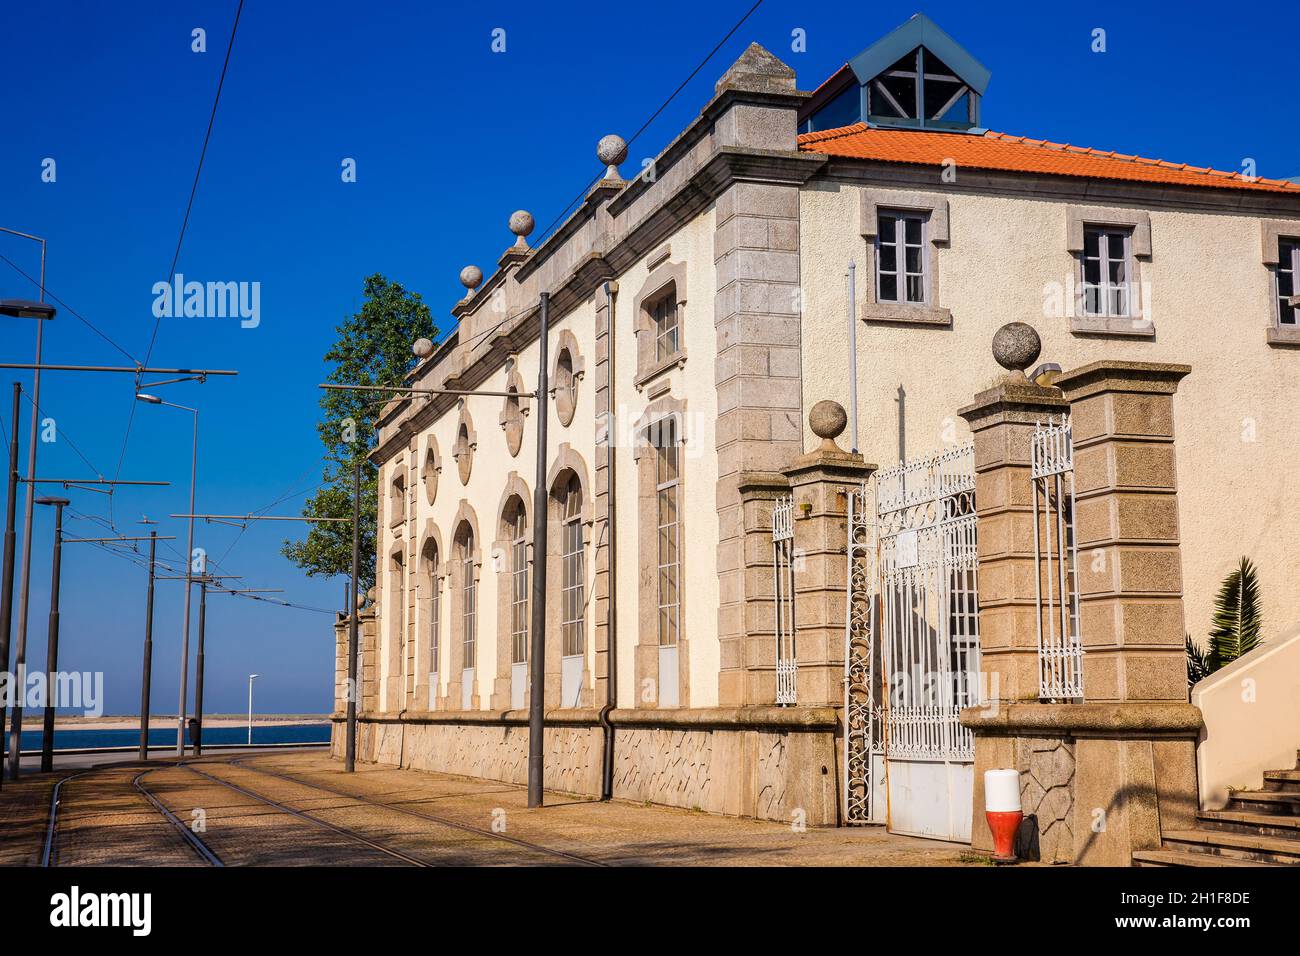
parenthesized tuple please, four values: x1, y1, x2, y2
(1133, 849, 1278, 867)
(1163, 828, 1300, 865)
(1226, 790, 1300, 814)
(1199, 809, 1300, 839)
(1263, 770, 1300, 793)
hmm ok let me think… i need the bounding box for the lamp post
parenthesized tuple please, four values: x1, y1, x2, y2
(34, 495, 68, 773)
(136, 393, 199, 757)
(1, 296, 55, 782)
(247, 674, 259, 745)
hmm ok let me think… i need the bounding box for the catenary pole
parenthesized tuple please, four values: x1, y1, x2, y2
(140, 530, 157, 760)
(0, 384, 20, 788)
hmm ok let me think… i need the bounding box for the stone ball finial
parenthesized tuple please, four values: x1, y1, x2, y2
(597, 134, 628, 179)
(459, 265, 483, 293)
(413, 337, 434, 359)
(992, 322, 1042, 376)
(508, 210, 534, 249)
(809, 400, 848, 443)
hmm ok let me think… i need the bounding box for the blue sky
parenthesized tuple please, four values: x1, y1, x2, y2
(1, 0, 1295, 715)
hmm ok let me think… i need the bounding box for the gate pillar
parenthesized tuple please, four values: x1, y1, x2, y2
(960, 329, 1202, 865)
(958, 326, 1070, 706)
(780, 401, 875, 707)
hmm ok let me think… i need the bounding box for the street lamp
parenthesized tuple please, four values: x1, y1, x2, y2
(34, 495, 69, 773)
(1, 294, 55, 783)
(247, 674, 259, 745)
(136, 392, 200, 757)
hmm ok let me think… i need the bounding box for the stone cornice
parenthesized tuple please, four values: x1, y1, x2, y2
(371, 148, 825, 465)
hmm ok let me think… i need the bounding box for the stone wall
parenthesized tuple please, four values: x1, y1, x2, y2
(331, 706, 840, 825)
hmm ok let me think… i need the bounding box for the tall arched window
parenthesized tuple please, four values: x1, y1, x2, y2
(507, 500, 529, 668)
(428, 543, 441, 689)
(655, 418, 681, 656)
(462, 533, 476, 672)
(561, 475, 585, 661)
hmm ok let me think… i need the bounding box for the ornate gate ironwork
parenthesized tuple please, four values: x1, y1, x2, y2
(843, 443, 980, 831)
(772, 494, 797, 706)
(1032, 415, 1084, 701)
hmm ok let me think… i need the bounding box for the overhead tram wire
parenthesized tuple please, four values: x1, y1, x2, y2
(110, 0, 247, 512)
(433, 0, 765, 361)
(0, 253, 142, 366)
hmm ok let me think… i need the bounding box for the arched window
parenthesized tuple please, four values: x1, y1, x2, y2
(428, 543, 441, 687)
(506, 499, 528, 668)
(654, 418, 681, 652)
(561, 475, 585, 661)
(462, 530, 476, 673)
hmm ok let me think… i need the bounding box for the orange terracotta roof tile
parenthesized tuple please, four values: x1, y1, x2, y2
(798, 123, 1300, 194)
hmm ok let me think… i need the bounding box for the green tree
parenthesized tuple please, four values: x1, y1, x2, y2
(282, 274, 436, 592)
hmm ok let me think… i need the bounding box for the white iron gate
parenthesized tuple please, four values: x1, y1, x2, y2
(843, 443, 980, 841)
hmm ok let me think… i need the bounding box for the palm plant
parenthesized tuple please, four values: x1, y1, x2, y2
(1208, 557, 1263, 670)
(1184, 634, 1212, 688)
(1184, 558, 1264, 689)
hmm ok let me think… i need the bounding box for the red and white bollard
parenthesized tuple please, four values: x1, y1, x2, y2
(984, 769, 1022, 864)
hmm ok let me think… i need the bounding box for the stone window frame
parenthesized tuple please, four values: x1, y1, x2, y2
(446, 502, 482, 711)
(1261, 219, 1300, 346)
(420, 438, 441, 506)
(384, 542, 406, 712)
(452, 401, 477, 485)
(859, 188, 952, 327)
(550, 329, 586, 427)
(632, 258, 689, 391)
(388, 459, 407, 528)
(490, 474, 532, 710)
(416, 521, 444, 710)
(498, 359, 531, 458)
(1065, 205, 1154, 338)
(631, 396, 690, 709)
(544, 444, 594, 708)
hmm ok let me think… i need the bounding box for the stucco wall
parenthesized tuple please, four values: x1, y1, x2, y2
(799, 181, 1300, 645)
(610, 207, 720, 708)
(377, 297, 599, 712)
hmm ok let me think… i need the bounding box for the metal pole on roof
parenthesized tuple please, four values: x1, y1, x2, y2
(848, 261, 859, 455)
(527, 293, 551, 808)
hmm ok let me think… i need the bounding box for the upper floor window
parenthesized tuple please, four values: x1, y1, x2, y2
(389, 472, 406, 526)
(876, 211, 928, 305)
(428, 545, 441, 682)
(1081, 226, 1134, 318)
(560, 475, 585, 659)
(651, 292, 679, 362)
(1277, 238, 1298, 327)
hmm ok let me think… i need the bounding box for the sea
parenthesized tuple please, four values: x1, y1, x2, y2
(8, 722, 331, 752)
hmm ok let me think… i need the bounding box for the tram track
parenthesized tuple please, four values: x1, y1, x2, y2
(226, 755, 607, 867)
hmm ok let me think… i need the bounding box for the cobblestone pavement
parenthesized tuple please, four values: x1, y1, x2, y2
(1, 749, 992, 866)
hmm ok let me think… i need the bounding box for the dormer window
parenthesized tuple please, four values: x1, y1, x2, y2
(799, 14, 990, 134)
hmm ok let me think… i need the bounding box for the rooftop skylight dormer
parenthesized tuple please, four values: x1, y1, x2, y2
(800, 13, 991, 134)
